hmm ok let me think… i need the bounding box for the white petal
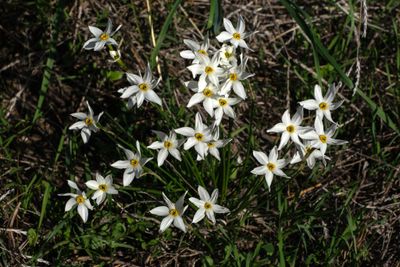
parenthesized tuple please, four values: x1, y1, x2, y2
(206, 210, 216, 224)
(210, 189, 219, 203)
(273, 168, 289, 178)
(299, 99, 318, 110)
(173, 216, 186, 232)
(213, 204, 229, 214)
(169, 148, 181, 161)
(183, 137, 197, 150)
(265, 171, 274, 190)
(267, 123, 285, 133)
(162, 193, 174, 209)
(68, 121, 85, 130)
(81, 128, 91, 144)
(314, 84, 324, 102)
(94, 40, 106, 51)
(136, 92, 145, 108)
(67, 180, 79, 191)
(187, 93, 205, 107)
(180, 50, 196, 59)
(175, 127, 195, 137)
(160, 216, 173, 232)
(77, 204, 89, 223)
(83, 38, 97, 50)
(85, 180, 99, 190)
(198, 186, 210, 201)
(251, 165, 267, 175)
(145, 90, 162, 106)
(194, 142, 206, 157)
(278, 131, 290, 150)
(88, 26, 103, 37)
(269, 146, 278, 162)
(65, 198, 76, 212)
(157, 149, 168, 166)
(111, 160, 131, 169)
(189, 197, 204, 208)
(216, 31, 232, 42)
(223, 18, 235, 33)
(253, 151, 268, 164)
(232, 81, 246, 99)
(123, 169, 135, 186)
(281, 110, 291, 124)
(126, 73, 142, 84)
(192, 208, 206, 223)
(70, 112, 87, 120)
(120, 85, 139, 98)
(149, 206, 170, 216)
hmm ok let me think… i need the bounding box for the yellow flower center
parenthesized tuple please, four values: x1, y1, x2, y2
(204, 202, 212, 210)
(85, 117, 93, 126)
(139, 83, 149, 92)
(198, 49, 207, 55)
(319, 102, 329, 110)
(224, 51, 232, 58)
(130, 159, 139, 167)
(76, 195, 85, 204)
(267, 163, 276, 171)
(100, 33, 109, 41)
(98, 184, 107, 192)
(233, 32, 241, 40)
(164, 140, 173, 149)
(286, 124, 295, 133)
(229, 73, 238, 81)
(194, 133, 204, 141)
(169, 208, 179, 217)
(205, 66, 214, 75)
(219, 98, 228, 107)
(207, 142, 215, 148)
(319, 135, 327, 143)
(203, 88, 213, 97)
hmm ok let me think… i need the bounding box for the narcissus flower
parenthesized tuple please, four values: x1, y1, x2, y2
(147, 131, 182, 166)
(69, 101, 103, 144)
(186, 81, 218, 117)
(187, 53, 224, 90)
(85, 173, 118, 205)
(119, 63, 162, 108)
(220, 54, 254, 99)
(212, 96, 240, 126)
(251, 147, 289, 190)
(299, 118, 348, 155)
(58, 180, 93, 223)
(150, 192, 188, 233)
(180, 37, 210, 63)
(299, 84, 344, 124)
(290, 141, 330, 169)
(111, 141, 153, 186)
(216, 16, 250, 49)
(83, 19, 121, 51)
(175, 113, 212, 158)
(267, 108, 310, 150)
(189, 186, 229, 224)
(219, 44, 237, 67)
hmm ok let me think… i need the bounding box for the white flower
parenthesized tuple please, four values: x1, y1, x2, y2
(69, 101, 103, 144)
(147, 131, 182, 166)
(299, 117, 347, 156)
(150, 192, 188, 233)
(212, 96, 240, 126)
(85, 173, 118, 205)
(216, 16, 250, 49)
(83, 19, 121, 51)
(290, 141, 330, 169)
(119, 63, 162, 108)
(299, 84, 344, 124)
(219, 44, 237, 67)
(187, 53, 224, 90)
(180, 37, 210, 63)
(186, 81, 217, 117)
(108, 49, 121, 62)
(198, 127, 231, 161)
(189, 186, 229, 224)
(267, 108, 310, 150)
(175, 113, 212, 158)
(58, 180, 93, 223)
(111, 141, 153, 186)
(251, 147, 289, 190)
(220, 54, 254, 99)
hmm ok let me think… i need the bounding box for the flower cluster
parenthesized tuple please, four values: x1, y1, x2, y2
(251, 84, 348, 190)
